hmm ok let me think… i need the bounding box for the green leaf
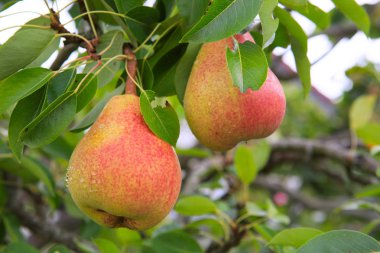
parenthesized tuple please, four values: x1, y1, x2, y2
(69, 74, 98, 112)
(0, 157, 38, 183)
(234, 145, 257, 185)
(84, 31, 124, 87)
(85, 0, 119, 25)
(355, 183, 380, 198)
(252, 140, 271, 170)
(114, 0, 144, 13)
(62, 194, 84, 219)
(356, 123, 380, 145)
(187, 218, 225, 237)
(250, 31, 264, 47)
(125, 6, 160, 43)
(274, 7, 307, 51)
(21, 156, 56, 196)
(1, 1, 21, 11)
(42, 135, 75, 161)
(149, 27, 184, 68)
(181, 0, 263, 43)
(269, 228, 323, 247)
(245, 202, 267, 217)
(20, 92, 77, 148)
(71, 85, 125, 132)
(148, 28, 186, 96)
(95, 238, 121, 253)
(48, 244, 72, 253)
(290, 38, 311, 95)
(151, 231, 203, 253)
(175, 43, 202, 104)
(45, 69, 76, 106)
(141, 245, 157, 253)
(0, 17, 55, 79)
(135, 45, 155, 59)
(140, 61, 154, 90)
(46, 70, 96, 112)
(0, 68, 52, 115)
(175, 195, 216, 216)
(259, 0, 279, 47)
(76, 240, 102, 253)
(85, 0, 135, 46)
(331, 0, 370, 34)
(177, 0, 209, 27)
(115, 228, 141, 244)
(27, 37, 60, 68)
(156, 0, 176, 18)
(151, 46, 187, 97)
(349, 95, 377, 131)
(153, 64, 178, 97)
(140, 90, 180, 146)
(268, 24, 290, 50)
(226, 41, 268, 92)
(295, 230, 380, 253)
(274, 7, 310, 94)
(293, 2, 330, 29)
(175, 147, 211, 158)
(266, 200, 290, 224)
(153, 15, 182, 41)
(279, 0, 307, 9)
(3, 242, 39, 253)
(253, 224, 274, 241)
(3, 215, 23, 242)
(9, 88, 45, 160)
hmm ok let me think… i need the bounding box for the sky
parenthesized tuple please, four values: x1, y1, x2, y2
(0, 0, 379, 101)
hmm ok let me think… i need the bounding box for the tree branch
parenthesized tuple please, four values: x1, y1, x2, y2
(265, 138, 379, 183)
(49, 5, 100, 65)
(8, 203, 81, 252)
(5, 178, 82, 252)
(254, 176, 344, 211)
(253, 175, 380, 221)
(50, 42, 80, 70)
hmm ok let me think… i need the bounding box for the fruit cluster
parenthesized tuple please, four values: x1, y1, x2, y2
(67, 33, 285, 230)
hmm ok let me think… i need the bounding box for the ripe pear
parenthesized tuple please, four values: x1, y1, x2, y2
(184, 33, 286, 151)
(67, 94, 182, 230)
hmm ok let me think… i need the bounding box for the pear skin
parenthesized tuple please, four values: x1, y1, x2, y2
(67, 94, 182, 230)
(184, 33, 286, 151)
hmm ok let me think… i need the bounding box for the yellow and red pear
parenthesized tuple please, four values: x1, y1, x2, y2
(67, 94, 182, 230)
(184, 33, 286, 151)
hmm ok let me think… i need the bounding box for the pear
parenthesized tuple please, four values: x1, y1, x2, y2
(184, 33, 286, 151)
(67, 94, 182, 230)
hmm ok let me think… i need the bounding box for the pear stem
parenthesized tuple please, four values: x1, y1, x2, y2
(124, 43, 138, 95)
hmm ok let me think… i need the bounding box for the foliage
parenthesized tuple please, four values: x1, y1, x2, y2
(0, 0, 379, 252)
